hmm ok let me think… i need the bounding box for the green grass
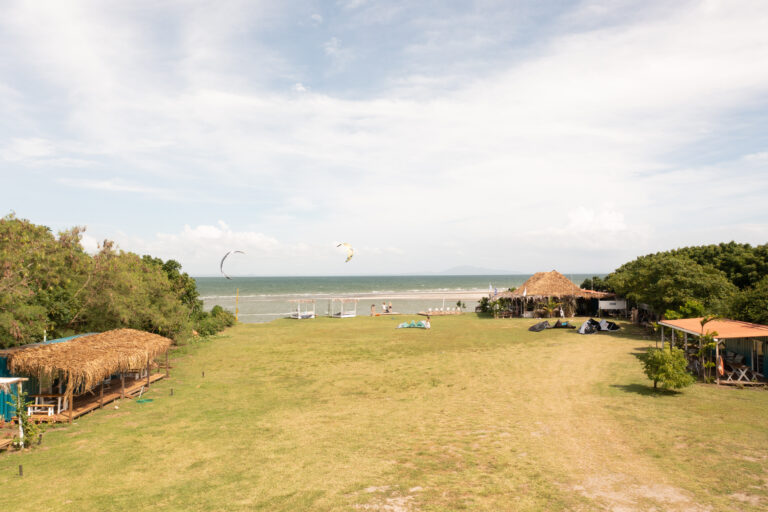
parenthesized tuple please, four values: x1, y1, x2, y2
(2, 315, 768, 510)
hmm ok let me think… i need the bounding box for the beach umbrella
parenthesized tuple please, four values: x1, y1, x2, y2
(220, 250, 245, 279)
(337, 243, 354, 263)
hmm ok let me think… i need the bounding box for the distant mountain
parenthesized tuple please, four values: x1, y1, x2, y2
(436, 265, 522, 275)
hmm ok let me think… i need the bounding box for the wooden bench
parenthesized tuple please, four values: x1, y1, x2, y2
(0, 438, 13, 451)
(28, 403, 55, 416)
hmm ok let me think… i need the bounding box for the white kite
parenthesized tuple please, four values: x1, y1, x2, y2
(220, 250, 245, 279)
(337, 243, 354, 263)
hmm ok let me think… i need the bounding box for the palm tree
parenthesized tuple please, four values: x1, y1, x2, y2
(698, 315, 720, 381)
(537, 298, 562, 318)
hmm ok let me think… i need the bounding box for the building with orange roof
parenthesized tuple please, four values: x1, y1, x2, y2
(658, 317, 768, 385)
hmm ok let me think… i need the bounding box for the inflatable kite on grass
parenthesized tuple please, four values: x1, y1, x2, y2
(337, 243, 354, 263)
(220, 250, 245, 279)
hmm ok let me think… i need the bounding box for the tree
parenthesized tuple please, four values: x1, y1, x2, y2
(640, 347, 695, 390)
(697, 316, 719, 382)
(537, 297, 562, 318)
(729, 276, 768, 325)
(606, 254, 736, 316)
(580, 275, 612, 292)
(0, 215, 232, 347)
(669, 242, 768, 290)
(663, 299, 706, 320)
(0, 214, 90, 346)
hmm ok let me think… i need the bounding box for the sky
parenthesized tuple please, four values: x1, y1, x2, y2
(1, 0, 767, 276)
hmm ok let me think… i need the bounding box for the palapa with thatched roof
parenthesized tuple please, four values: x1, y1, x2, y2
(6, 328, 172, 395)
(494, 271, 612, 317)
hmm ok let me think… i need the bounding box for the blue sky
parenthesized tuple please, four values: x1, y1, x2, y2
(1, 0, 767, 276)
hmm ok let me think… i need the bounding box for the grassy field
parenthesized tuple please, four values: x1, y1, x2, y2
(1, 315, 768, 511)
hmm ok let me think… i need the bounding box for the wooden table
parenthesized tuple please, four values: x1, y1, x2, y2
(31, 394, 67, 414)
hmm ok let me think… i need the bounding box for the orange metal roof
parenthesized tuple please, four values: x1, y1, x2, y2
(658, 318, 768, 339)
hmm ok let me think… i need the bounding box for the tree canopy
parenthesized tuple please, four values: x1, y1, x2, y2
(0, 214, 231, 348)
(606, 253, 737, 316)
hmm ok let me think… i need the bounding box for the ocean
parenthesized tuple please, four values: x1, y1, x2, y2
(195, 274, 600, 323)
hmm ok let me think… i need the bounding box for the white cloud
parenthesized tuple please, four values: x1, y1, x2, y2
(1, 138, 55, 162)
(58, 178, 182, 200)
(2, 1, 768, 273)
(310, 13, 323, 25)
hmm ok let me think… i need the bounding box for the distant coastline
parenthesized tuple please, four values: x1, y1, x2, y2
(195, 274, 605, 322)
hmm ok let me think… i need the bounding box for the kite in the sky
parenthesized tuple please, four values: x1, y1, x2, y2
(220, 250, 245, 279)
(337, 243, 354, 263)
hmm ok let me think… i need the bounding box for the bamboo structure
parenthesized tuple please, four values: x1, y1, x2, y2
(494, 270, 612, 318)
(7, 329, 172, 400)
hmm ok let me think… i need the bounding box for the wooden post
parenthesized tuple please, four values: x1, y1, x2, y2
(146, 360, 151, 387)
(17, 383, 24, 445)
(165, 350, 170, 378)
(660, 326, 664, 349)
(68, 388, 73, 424)
(120, 373, 125, 399)
(99, 381, 104, 409)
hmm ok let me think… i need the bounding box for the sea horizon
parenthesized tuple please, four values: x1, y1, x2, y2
(196, 273, 605, 322)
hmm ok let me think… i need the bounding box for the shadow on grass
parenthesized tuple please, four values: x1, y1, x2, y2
(611, 383, 682, 397)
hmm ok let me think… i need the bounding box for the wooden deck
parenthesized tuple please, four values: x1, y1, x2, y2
(30, 373, 166, 423)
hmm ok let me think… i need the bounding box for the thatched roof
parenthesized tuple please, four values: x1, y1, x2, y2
(7, 329, 172, 393)
(497, 271, 605, 299)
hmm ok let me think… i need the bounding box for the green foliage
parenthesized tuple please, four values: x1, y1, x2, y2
(0, 213, 90, 344)
(606, 254, 736, 316)
(0, 214, 232, 347)
(729, 276, 768, 325)
(477, 296, 491, 313)
(194, 305, 236, 337)
(668, 242, 768, 290)
(663, 299, 706, 320)
(537, 297, 562, 318)
(640, 347, 695, 390)
(580, 275, 612, 292)
(7, 390, 45, 448)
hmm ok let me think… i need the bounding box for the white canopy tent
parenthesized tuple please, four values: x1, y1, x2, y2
(289, 299, 316, 319)
(330, 298, 358, 318)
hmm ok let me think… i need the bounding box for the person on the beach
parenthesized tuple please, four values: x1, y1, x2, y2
(425, 315, 431, 329)
(370, 304, 376, 316)
(388, 301, 393, 313)
(382, 301, 388, 313)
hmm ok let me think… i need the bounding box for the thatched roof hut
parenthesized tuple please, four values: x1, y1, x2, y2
(494, 271, 611, 317)
(6, 329, 172, 393)
(497, 270, 603, 299)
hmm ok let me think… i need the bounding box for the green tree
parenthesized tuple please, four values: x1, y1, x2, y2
(580, 275, 612, 292)
(663, 299, 706, 320)
(0, 214, 91, 346)
(729, 276, 768, 325)
(640, 347, 695, 390)
(79, 242, 193, 340)
(697, 316, 719, 382)
(669, 242, 768, 290)
(606, 254, 736, 317)
(537, 297, 562, 318)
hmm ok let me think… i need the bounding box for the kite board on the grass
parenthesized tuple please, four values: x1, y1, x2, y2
(397, 320, 428, 329)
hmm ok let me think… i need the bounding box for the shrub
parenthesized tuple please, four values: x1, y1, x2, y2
(640, 347, 695, 390)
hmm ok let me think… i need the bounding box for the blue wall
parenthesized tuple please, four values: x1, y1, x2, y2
(0, 356, 18, 421)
